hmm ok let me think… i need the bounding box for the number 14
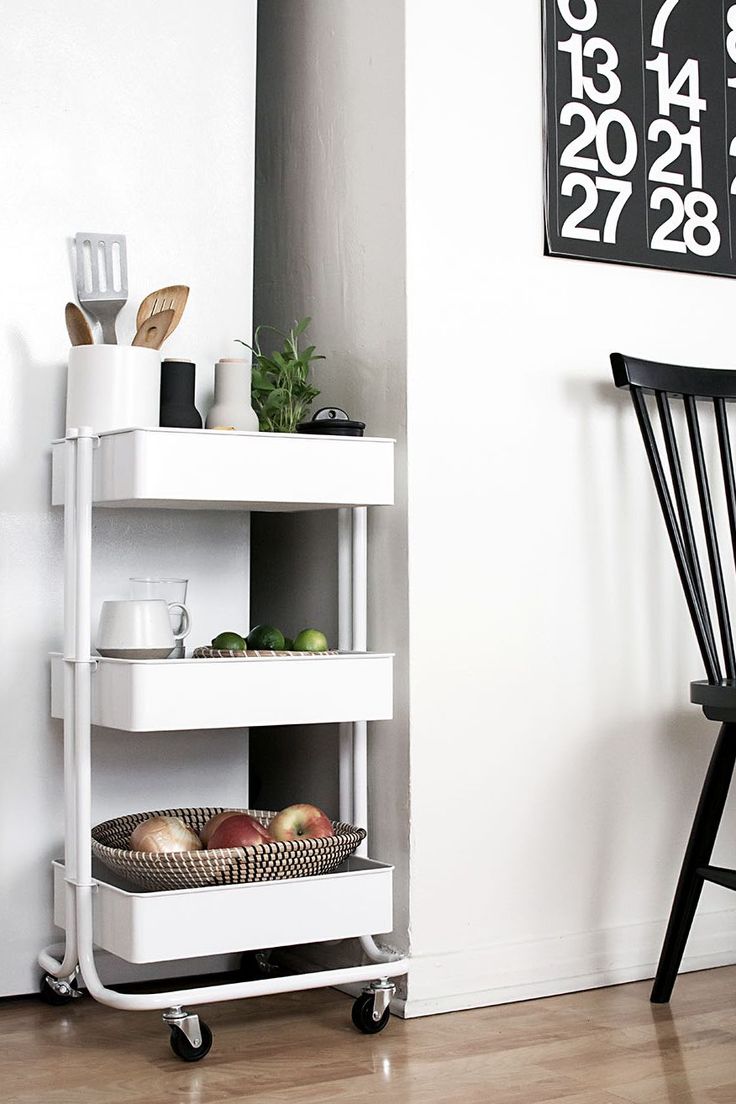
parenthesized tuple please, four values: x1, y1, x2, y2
(646, 53, 707, 121)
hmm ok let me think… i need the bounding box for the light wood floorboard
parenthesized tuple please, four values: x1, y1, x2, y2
(1, 966, 735, 1102)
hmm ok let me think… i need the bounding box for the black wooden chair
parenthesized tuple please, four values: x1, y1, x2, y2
(612, 352, 736, 1003)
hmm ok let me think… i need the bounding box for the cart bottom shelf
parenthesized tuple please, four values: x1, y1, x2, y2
(53, 857, 394, 965)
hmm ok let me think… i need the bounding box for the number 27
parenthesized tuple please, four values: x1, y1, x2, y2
(561, 174, 632, 243)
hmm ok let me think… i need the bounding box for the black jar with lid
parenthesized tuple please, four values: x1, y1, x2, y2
(160, 359, 203, 429)
(296, 406, 365, 437)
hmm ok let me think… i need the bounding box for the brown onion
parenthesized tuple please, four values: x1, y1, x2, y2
(129, 815, 202, 854)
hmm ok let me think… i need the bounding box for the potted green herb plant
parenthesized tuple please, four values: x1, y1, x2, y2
(237, 317, 324, 433)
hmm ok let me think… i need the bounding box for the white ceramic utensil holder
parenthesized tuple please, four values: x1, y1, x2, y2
(66, 345, 161, 434)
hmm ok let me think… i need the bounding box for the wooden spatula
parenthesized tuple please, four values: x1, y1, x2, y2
(132, 308, 175, 350)
(136, 285, 189, 341)
(65, 302, 94, 346)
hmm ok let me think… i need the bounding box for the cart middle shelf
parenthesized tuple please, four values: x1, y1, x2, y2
(50, 652, 394, 731)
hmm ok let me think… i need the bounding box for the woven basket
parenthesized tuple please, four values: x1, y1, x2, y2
(193, 647, 340, 658)
(91, 807, 366, 892)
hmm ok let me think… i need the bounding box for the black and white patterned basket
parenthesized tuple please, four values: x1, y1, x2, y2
(91, 807, 366, 892)
(193, 647, 340, 659)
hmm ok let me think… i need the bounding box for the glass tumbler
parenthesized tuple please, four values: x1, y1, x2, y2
(130, 578, 189, 657)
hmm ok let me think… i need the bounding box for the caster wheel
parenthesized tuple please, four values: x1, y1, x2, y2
(351, 992, 391, 1035)
(169, 1021, 213, 1062)
(39, 975, 78, 1007)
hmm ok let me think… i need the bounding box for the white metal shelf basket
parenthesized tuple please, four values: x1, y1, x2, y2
(51, 427, 395, 511)
(53, 858, 394, 964)
(50, 652, 394, 731)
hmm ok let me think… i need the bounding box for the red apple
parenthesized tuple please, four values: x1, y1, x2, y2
(268, 803, 334, 842)
(207, 813, 273, 850)
(200, 810, 240, 847)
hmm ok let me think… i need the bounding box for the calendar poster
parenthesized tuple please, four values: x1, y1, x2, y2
(543, 0, 736, 276)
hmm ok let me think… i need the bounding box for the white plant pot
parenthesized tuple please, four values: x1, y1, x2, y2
(66, 345, 161, 434)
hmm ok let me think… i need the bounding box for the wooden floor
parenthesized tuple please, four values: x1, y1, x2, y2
(1, 967, 736, 1103)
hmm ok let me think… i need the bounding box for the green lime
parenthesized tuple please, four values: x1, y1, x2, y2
(293, 628, 328, 652)
(283, 637, 295, 651)
(211, 631, 246, 650)
(246, 624, 286, 650)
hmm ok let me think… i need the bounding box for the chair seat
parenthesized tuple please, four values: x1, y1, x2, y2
(691, 680, 736, 721)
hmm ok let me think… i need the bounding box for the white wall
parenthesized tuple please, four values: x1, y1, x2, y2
(404, 0, 736, 1015)
(21, 0, 730, 1018)
(252, 0, 409, 954)
(0, 0, 257, 996)
(252, 0, 736, 1017)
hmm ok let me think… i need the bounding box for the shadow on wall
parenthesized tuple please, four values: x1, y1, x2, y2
(565, 373, 734, 928)
(570, 375, 706, 698)
(0, 329, 65, 512)
(249, 509, 340, 814)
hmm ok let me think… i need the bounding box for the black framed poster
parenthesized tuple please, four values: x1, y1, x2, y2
(543, 0, 736, 277)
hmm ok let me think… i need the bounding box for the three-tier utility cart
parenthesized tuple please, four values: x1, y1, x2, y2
(39, 425, 408, 1061)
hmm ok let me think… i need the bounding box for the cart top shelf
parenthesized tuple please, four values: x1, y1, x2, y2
(51, 427, 395, 511)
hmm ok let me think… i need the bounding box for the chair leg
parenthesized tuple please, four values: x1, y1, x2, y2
(651, 722, 736, 1004)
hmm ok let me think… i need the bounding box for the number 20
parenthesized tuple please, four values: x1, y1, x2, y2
(560, 103, 638, 176)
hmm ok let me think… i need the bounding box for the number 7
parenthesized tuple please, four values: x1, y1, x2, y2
(596, 178, 632, 243)
(651, 0, 681, 49)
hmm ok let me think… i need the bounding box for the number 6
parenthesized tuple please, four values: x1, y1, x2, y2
(556, 0, 597, 32)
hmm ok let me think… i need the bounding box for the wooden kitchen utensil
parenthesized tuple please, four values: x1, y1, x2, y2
(131, 308, 175, 350)
(65, 302, 94, 346)
(136, 285, 189, 341)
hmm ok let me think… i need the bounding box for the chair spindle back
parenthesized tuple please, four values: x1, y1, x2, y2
(612, 353, 736, 685)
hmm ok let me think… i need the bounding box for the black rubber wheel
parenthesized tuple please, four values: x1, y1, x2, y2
(39, 975, 78, 1007)
(169, 1021, 213, 1062)
(351, 993, 391, 1035)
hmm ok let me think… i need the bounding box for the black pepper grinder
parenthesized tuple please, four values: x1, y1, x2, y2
(159, 359, 203, 428)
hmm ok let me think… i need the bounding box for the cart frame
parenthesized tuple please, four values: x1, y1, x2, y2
(38, 428, 408, 1055)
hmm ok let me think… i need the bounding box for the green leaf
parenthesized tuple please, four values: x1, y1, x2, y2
(251, 370, 272, 392)
(237, 318, 324, 430)
(257, 363, 280, 380)
(257, 323, 287, 343)
(262, 387, 290, 411)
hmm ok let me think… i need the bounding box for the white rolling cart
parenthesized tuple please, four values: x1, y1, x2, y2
(39, 425, 408, 1062)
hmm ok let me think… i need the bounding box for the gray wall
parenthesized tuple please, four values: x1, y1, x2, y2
(251, 0, 409, 951)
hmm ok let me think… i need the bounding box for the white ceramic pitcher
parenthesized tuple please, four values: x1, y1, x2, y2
(96, 599, 190, 659)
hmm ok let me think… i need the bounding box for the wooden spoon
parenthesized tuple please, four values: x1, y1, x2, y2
(65, 302, 94, 346)
(136, 285, 189, 341)
(132, 308, 175, 350)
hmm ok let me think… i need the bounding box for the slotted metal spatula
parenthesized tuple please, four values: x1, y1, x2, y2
(74, 232, 128, 344)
